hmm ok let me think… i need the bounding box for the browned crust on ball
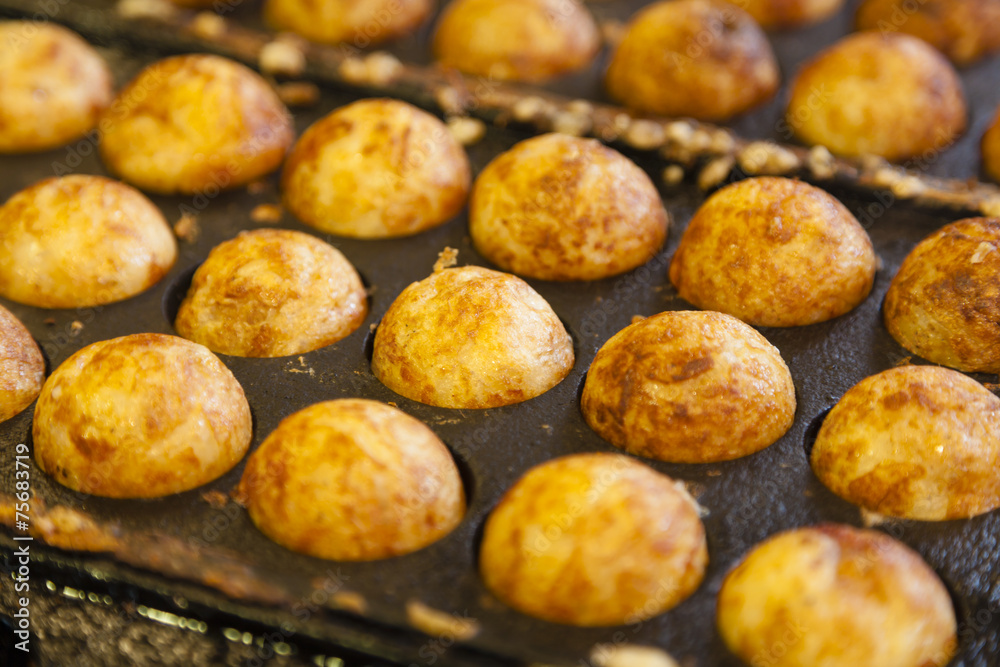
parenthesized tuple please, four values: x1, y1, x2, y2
(33, 334, 252, 498)
(582, 311, 796, 463)
(282, 98, 471, 239)
(856, 0, 1000, 66)
(470, 133, 668, 281)
(786, 31, 967, 161)
(884, 217, 1000, 373)
(669, 177, 876, 327)
(480, 453, 708, 626)
(0, 22, 112, 153)
(432, 0, 600, 83)
(718, 524, 957, 667)
(811, 366, 1000, 521)
(371, 265, 574, 408)
(175, 229, 368, 357)
(983, 106, 1000, 184)
(739, 0, 845, 29)
(0, 175, 177, 308)
(265, 0, 433, 46)
(238, 399, 465, 561)
(99, 54, 294, 195)
(605, 0, 780, 122)
(0, 304, 44, 423)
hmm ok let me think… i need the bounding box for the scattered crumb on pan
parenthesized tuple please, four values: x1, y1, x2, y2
(590, 643, 680, 667)
(405, 599, 480, 641)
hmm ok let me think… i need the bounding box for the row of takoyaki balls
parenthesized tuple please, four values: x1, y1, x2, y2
(9, 325, 976, 667)
(4, 5, 1000, 173)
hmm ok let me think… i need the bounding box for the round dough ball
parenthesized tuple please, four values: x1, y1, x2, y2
(0, 22, 112, 153)
(718, 524, 957, 667)
(786, 31, 967, 161)
(372, 264, 574, 408)
(0, 305, 44, 423)
(0, 175, 177, 308)
(175, 229, 368, 358)
(470, 133, 668, 281)
(735, 0, 845, 29)
(33, 334, 252, 498)
(282, 99, 471, 239)
(856, 0, 1000, 66)
(669, 177, 876, 327)
(99, 54, 294, 195)
(432, 0, 600, 83)
(239, 399, 465, 561)
(582, 311, 796, 463)
(811, 365, 1000, 521)
(264, 0, 432, 46)
(480, 453, 708, 626)
(884, 218, 1000, 373)
(605, 0, 780, 122)
(983, 104, 1000, 183)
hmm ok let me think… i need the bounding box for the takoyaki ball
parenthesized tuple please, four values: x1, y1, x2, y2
(718, 524, 957, 667)
(480, 453, 708, 626)
(239, 399, 465, 561)
(100, 54, 294, 195)
(669, 177, 876, 327)
(33, 334, 252, 498)
(0, 175, 177, 308)
(0, 22, 112, 153)
(856, 0, 1000, 66)
(432, 0, 600, 82)
(884, 217, 1000, 373)
(786, 31, 967, 161)
(582, 311, 796, 463)
(0, 305, 44, 423)
(469, 133, 669, 281)
(371, 265, 574, 408)
(264, 0, 432, 46)
(983, 104, 1000, 183)
(811, 365, 1000, 521)
(605, 0, 780, 122)
(282, 99, 471, 239)
(737, 0, 845, 29)
(175, 229, 368, 357)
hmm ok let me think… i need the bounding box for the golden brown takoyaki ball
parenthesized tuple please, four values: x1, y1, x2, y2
(717, 524, 957, 667)
(983, 104, 1000, 183)
(669, 177, 876, 327)
(432, 0, 600, 83)
(469, 133, 668, 281)
(264, 0, 432, 46)
(0, 305, 44, 424)
(175, 229, 368, 358)
(605, 0, 780, 122)
(582, 311, 796, 463)
(33, 334, 252, 498)
(238, 399, 465, 561)
(371, 264, 574, 408)
(480, 453, 708, 626)
(99, 54, 294, 195)
(811, 365, 1000, 521)
(731, 0, 845, 29)
(0, 22, 112, 153)
(282, 98, 471, 239)
(856, 0, 1000, 66)
(786, 31, 967, 161)
(884, 217, 1000, 373)
(0, 175, 177, 308)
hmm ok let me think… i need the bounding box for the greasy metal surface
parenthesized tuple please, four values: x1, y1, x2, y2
(0, 1, 999, 665)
